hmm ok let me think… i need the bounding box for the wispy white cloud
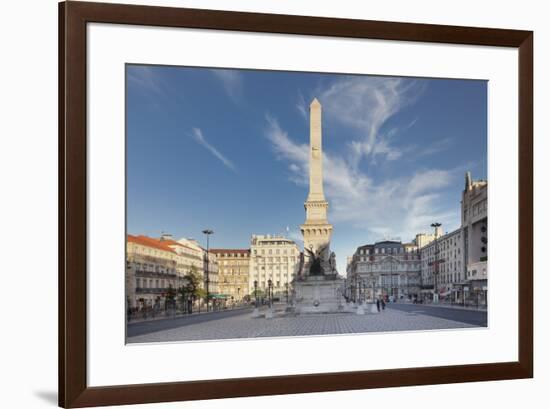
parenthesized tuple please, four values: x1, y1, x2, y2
(289, 163, 300, 172)
(190, 128, 236, 172)
(315, 76, 425, 167)
(296, 91, 308, 120)
(265, 115, 308, 163)
(415, 136, 454, 157)
(127, 66, 164, 95)
(210, 69, 243, 102)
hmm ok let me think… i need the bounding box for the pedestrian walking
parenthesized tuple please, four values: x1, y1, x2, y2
(381, 297, 386, 311)
(376, 298, 380, 312)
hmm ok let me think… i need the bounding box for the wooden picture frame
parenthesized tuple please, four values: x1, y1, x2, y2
(59, 1, 533, 407)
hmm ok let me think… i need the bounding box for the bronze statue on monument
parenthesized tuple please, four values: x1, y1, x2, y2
(304, 244, 328, 276)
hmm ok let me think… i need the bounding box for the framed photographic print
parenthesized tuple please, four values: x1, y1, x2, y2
(59, 1, 533, 407)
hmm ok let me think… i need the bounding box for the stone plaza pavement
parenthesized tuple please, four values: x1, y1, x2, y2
(127, 305, 478, 343)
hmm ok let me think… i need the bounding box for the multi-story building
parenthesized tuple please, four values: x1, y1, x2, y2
(462, 171, 488, 305)
(347, 240, 422, 302)
(205, 251, 219, 297)
(415, 231, 438, 248)
(420, 228, 464, 303)
(159, 234, 203, 275)
(126, 233, 222, 311)
(249, 234, 301, 299)
(211, 249, 250, 303)
(418, 172, 487, 305)
(126, 235, 187, 310)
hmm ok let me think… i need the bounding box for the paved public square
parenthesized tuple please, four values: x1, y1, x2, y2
(127, 303, 486, 343)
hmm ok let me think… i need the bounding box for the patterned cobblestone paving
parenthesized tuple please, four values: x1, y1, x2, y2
(127, 306, 476, 343)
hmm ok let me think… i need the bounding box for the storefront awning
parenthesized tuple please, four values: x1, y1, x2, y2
(209, 294, 230, 299)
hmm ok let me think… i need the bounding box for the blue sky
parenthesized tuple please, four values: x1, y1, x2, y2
(126, 64, 487, 272)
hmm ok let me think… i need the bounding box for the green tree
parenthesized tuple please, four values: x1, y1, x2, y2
(249, 289, 266, 299)
(165, 284, 176, 302)
(178, 266, 205, 313)
(184, 266, 202, 298)
(196, 288, 207, 299)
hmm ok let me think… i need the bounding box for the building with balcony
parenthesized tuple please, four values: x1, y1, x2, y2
(420, 228, 464, 303)
(462, 171, 488, 306)
(211, 249, 250, 303)
(416, 173, 487, 305)
(249, 234, 301, 299)
(126, 233, 221, 311)
(172, 236, 220, 296)
(126, 235, 187, 310)
(346, 240, 422, 302)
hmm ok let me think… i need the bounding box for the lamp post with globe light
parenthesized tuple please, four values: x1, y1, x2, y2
(202, 229, 214, 312)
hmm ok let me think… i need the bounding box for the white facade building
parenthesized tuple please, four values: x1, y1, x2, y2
(176, 237, 219, 295)
(249, 234, 301, 298)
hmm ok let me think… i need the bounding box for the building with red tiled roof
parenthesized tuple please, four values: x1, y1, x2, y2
(126, 234, 184, 310)
(127, 234, 176, 253)
(126, 233, 221, 311)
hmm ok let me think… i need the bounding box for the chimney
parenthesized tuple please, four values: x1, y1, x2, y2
(465, 171, 472, 191)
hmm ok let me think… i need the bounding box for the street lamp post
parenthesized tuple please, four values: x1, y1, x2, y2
(390, 254, 394, 301)
(252, 280, 260, 318)
(356, 277, 366, 315)
(343, 278, 347, 302)
(430, 222, 442, 304)
(267, 279, 273, 308)
(265, 279, 274, 319)
(202, 229, 214, 312)
(285, 282, 289, 304)
(372, 274, 376, 303)
(370, 273, 378, 313)
(352, 270, 359, 303)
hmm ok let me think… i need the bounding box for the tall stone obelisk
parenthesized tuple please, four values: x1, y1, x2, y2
(301, 98, 333, 276)
(293, 98, 342, 314)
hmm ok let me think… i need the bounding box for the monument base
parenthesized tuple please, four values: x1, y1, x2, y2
(293, 275, 344, 314)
